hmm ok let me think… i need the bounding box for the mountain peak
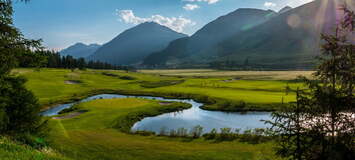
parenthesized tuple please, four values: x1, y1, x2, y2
(140, 21, 159, 26)
(73, 42, 86, 47)
(89, 21, 187, 65)
(278, 6, 293, 14)
(60, 43, 101, 58)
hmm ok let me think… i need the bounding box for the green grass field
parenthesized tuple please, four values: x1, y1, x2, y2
(48, 98, 281, 160)
(139, 69, 314, 80)
(14, 68, 309, 111)
(5, 68, 310, 160)
(0, 137, 68, 160)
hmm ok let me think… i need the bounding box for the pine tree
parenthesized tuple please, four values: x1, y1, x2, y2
(268, 5, 354, 160)
(0, 0, 45, 136)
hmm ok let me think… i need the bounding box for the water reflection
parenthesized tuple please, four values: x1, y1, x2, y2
(42, 94, 272, 134)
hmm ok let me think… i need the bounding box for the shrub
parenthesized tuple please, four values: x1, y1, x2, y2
(169, 129, 177, 137)
(220, 101, 231, 109)
(218, 128, 235, 141)
(190, 125, 204, 138)
(158, 127, 168, 136)
(203, 129, 218, 140)
(176, 128, 188, 137)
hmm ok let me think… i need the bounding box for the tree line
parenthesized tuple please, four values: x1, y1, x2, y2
(19, 50, 137, 71)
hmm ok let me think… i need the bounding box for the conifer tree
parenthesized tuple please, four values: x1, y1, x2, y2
(268, 6, 354, 160)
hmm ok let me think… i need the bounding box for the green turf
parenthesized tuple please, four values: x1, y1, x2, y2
(0, 136, 69, 160)
(14, 68, 305, 111)
(48, 98, 281, 160)
(7, 68, 302, 160)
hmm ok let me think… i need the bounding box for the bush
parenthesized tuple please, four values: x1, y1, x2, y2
(220, 101, 231, 109)
(218, 128, 235, 141)
(203, 129, 218, 140)
(190, 125, 204, 138)
(195, 95, 215, 104)
(13, 133, 48, 149)
(158, 127, 168, 136)
(176, 128, 188, 137)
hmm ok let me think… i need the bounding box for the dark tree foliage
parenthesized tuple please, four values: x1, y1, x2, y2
(30, 50, 136, 71)
(0, 0, 45, 136)
(0, 76, 44, 134)
(268, 6, 355, 160)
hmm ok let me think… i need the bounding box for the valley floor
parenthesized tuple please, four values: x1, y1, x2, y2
(48, 98, 280, 160)
(3, 68, 310, 160)
(14, 68, 310, 111)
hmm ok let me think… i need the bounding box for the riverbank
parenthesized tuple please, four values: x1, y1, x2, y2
(48, 98, 280, 160)
(15, 68, 305, 112)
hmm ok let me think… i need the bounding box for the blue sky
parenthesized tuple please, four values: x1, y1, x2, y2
(13, 0, 312, 50)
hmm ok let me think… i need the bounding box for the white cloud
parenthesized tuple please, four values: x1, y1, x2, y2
(183, 4, 200, 11)
(117, 10, 195, 33)
(287, 0, 313, 7)
(183, 0, 220, 5)
(264, 2, 277, 8)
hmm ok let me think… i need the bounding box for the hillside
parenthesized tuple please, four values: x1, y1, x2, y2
(213, 0, 352, 69)
(143, 0, 354, 69)
(89, 22, 187, 65)
(60, 43, 101, 58)
(143, 8, 276, 66)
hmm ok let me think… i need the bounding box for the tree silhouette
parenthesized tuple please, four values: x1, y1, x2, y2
(0, 0, 45, 137)
(268, 6, 354, 160)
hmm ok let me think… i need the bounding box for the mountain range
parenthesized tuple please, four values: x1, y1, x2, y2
(87, 22, 187, 65)
(143, 8, 277, 66)
(143, 0, 354, 69)
(60, 43, 101, 58)
(61, 0, 354, 69)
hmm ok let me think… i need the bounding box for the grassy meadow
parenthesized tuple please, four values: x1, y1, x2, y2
(139, 69, 314, 80)
(3, 68, 312, 160)
(13, 68, 311, 111)
(48, 98, 280, 160)
(0, 137, 68, 160)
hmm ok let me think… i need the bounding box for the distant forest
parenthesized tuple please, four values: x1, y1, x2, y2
(19, 50, 136, 71)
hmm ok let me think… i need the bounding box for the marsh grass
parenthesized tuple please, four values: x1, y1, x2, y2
(47, 98, 281, 160)
(15, 68, 305, 111)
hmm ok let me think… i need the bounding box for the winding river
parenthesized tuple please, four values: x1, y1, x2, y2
(42, 94, 272, 134)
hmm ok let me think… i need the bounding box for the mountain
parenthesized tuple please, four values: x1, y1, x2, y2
(278, 6, 292, 14)
(213, 0, 354, 69)
(144, 0, 354, 69)
(89, 22, 187, 65)
(60, 43, 101, 58)
(143, 8, 276, 65)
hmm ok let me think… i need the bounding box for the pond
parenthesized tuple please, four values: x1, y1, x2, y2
(42, 94, 272, 134)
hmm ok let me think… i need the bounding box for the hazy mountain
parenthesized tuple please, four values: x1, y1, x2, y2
(143, 8, 276, 65)
(213, 0, 354, 68)
(89, 22, 187, 65)
(278, 6, 292, 14)
(60, 43, 101, 58)
(144, 0, 354, 69)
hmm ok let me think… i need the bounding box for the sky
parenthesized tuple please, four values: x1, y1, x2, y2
(13, 0, 313, 50)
